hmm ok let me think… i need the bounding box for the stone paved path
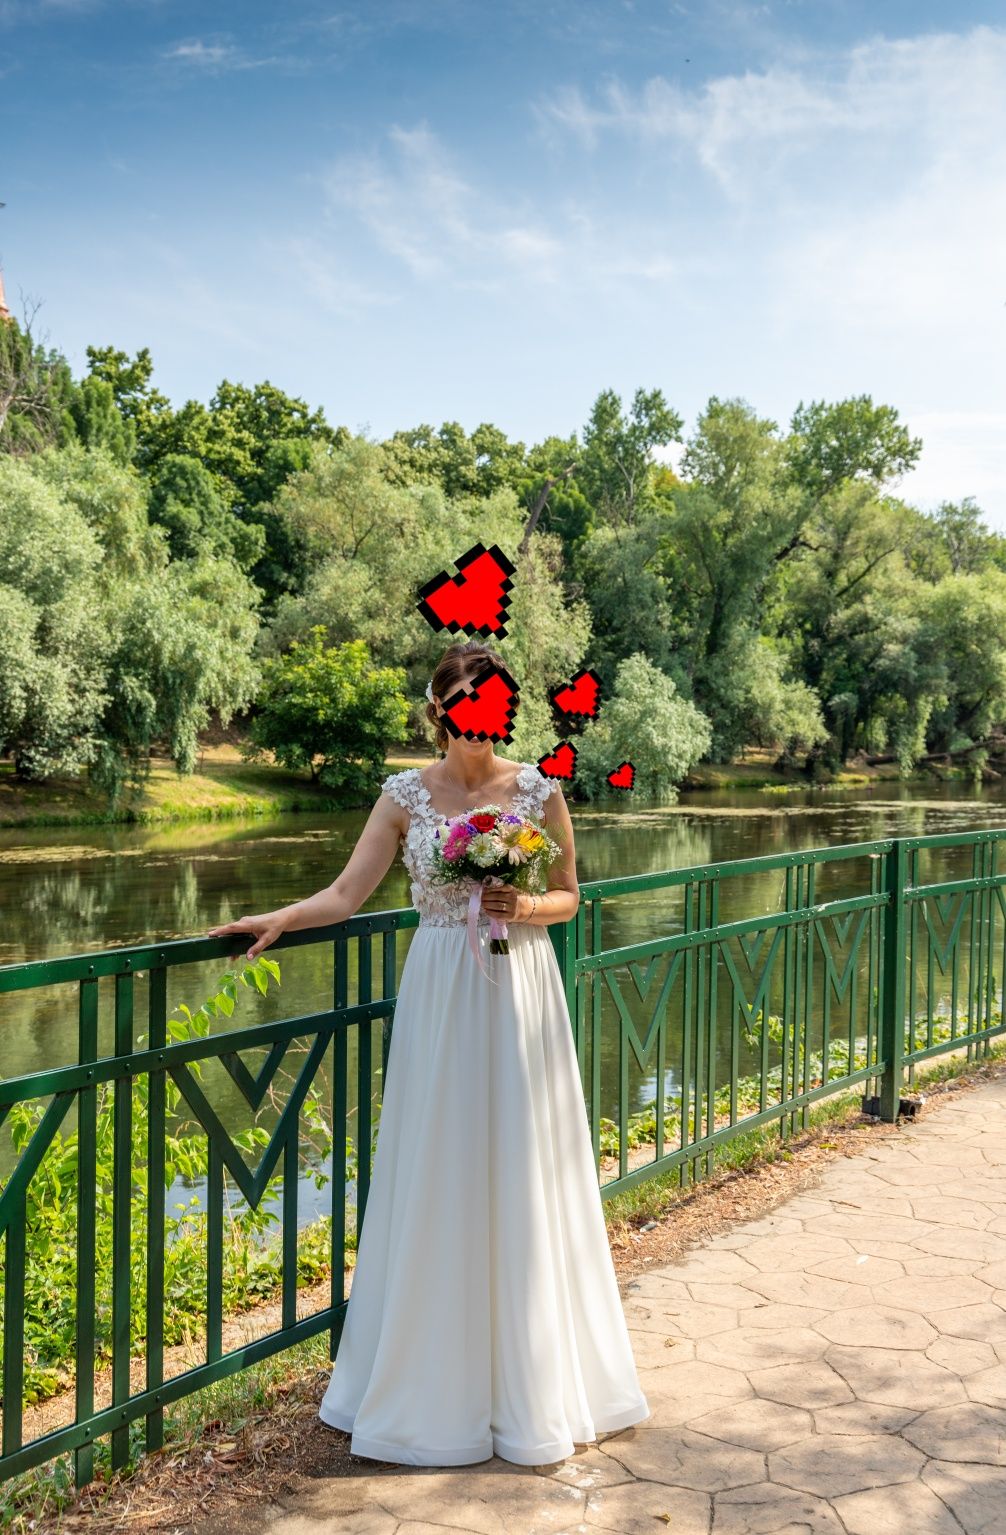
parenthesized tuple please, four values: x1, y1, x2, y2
(252, 1075, 1006, 1534)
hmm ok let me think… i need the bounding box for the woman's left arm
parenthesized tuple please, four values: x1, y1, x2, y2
(521, 782, 580, 926)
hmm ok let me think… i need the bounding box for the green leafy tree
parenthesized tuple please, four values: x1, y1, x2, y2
(578, 387, 683, 528)
(773, 483, 933, 769)
(148, 453, 266, 570)
(693, 630, 827, 764)
(786, 395, 922, 500)
(90, 553, 263, 801)
(666, 397, 806, 749)
(919, 496, 1002, 578)
(0, 458, 111, 778)
(244, 631, 410, 799)
(917, 572, 1006, 758)
(84, 344, 172, 460)
(381, 420, 527, 499)
(27, 443, 164, 577)
(264, 452, 592, 765)
(0, 315, 76, 454)
(518, 432, 591, 562)
(572, 652, 712, 800)
(0, 451, 262, 795)
(570, 519, 682, 692)
(67, 375, 136, 464)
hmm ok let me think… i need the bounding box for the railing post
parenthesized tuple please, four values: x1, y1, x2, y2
(879, 838, 908, 1121)
(549, 907, 579, 1042)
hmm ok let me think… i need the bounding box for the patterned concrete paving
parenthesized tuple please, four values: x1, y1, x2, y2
(257, 1075, 1006, 1534)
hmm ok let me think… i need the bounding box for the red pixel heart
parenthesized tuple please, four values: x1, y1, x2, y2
(537, 742, 577, 780)
(440, 662, 520, 743)
(607, 761, 635, 790)
(416, 542, 517, 638)
(549, 668, 602, 719)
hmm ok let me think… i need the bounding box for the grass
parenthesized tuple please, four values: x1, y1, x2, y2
(2, 737, 962, 831)
(0, 748, 431, 830)
(682, 746, 927, 793)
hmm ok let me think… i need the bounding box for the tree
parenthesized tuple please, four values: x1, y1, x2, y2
(148, 454, 266, 570)
(572, 652, 712, 800)
(84, 345, 172, 461)
(0, 458, 111, 778)
(381, 420, 527, 500)
(263, 453, 593, 766)
(0, 315, 76, 454)
(663, 397, 807, 753)
(90, 553, 263, 801)
(517, 433, 589, 561)
(924, 497, 1001, 577)
(570, 519, 682, 692)
(777, 483, 931, 769)
(67, 375, 136, 464)
(692, 630, 827, 764)
(0, 451, 262, 797)
(244, 631, 410, 800)
(26, 444, 164, 578)
(917, 572, 1006, 758)
(786, 395, 922, 500)
(578, 387, 683, 528)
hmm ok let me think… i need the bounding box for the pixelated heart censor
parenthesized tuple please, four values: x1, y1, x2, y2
(607, 761, 635, 790)
(416, 542, 517, 638)
(549, 668, 601, 719)
(440, 662, 520, 743)
(537, 742, 577, 780)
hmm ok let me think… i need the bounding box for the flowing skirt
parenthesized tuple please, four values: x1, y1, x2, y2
(317, 917, 650, 1466)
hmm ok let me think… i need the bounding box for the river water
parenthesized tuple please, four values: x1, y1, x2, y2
(3, 779, 1005, 1215)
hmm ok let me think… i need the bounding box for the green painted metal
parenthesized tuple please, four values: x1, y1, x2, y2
(3, 830, 1006, 1490)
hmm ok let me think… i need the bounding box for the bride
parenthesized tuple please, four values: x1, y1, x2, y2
(207, 639, 650, 1467)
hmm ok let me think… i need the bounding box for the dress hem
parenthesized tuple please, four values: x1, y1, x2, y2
(317, 1394, 651, 1467)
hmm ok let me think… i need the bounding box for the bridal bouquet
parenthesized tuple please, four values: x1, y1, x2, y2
(430, 802, 561, 969)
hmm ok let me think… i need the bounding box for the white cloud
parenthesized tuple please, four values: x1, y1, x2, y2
(536, 25, 1006, 521)
(285, 236, 398, 317)
(161, 38, 289, 73)
(325, 123, 565, 286)
(542, 26, 1006, 198)
(322, 120, 682, 299)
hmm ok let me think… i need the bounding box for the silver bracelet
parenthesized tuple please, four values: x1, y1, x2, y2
(529, 893, 538, 922)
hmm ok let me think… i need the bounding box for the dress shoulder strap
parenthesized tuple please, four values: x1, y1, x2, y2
(381, 768, 433, 823)
(516, 761, 562, 822)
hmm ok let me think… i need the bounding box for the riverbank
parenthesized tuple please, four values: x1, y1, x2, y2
(0, 744, 947, 831)
(0, 746, 431, 829)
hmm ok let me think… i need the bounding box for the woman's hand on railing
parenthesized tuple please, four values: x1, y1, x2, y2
(206, 910, 289, 963)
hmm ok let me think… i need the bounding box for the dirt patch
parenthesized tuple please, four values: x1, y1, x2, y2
(23, 1057, 1006, 1534)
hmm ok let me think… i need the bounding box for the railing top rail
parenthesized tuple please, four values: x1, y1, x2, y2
(900, 827, 1006, 851)
(5, 824, 1006, 996)
(577, 835, 897, 900)
(0, 906, 419, 995)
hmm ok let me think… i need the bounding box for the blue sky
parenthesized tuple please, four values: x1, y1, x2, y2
(2, 1, 1004, 522)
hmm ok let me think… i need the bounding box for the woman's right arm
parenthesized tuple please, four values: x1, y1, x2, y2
(207, 791, 406, 961)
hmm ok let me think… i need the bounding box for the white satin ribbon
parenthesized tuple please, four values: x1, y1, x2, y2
(466, 875, 507, 983)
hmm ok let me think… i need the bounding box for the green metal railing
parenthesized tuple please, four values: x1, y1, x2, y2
(2, 827, 1005, 1488)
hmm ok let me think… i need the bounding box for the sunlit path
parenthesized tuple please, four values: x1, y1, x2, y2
(220, 1071, 1006, 1535)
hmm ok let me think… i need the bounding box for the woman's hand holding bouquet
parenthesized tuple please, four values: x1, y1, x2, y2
(429, 802, 561, 972)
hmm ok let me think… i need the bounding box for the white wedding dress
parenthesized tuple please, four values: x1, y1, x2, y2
(318, 762, 650, 1466)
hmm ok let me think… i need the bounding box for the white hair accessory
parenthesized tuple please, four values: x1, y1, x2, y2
(425, 680, 434, 702)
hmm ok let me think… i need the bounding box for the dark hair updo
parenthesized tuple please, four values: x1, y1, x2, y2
(425, 640, 514, 755)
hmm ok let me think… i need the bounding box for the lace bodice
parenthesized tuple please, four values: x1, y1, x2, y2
(381, 762, 562, 927)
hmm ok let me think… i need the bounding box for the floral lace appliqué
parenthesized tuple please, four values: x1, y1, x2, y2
(380, 763, 560, 927)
